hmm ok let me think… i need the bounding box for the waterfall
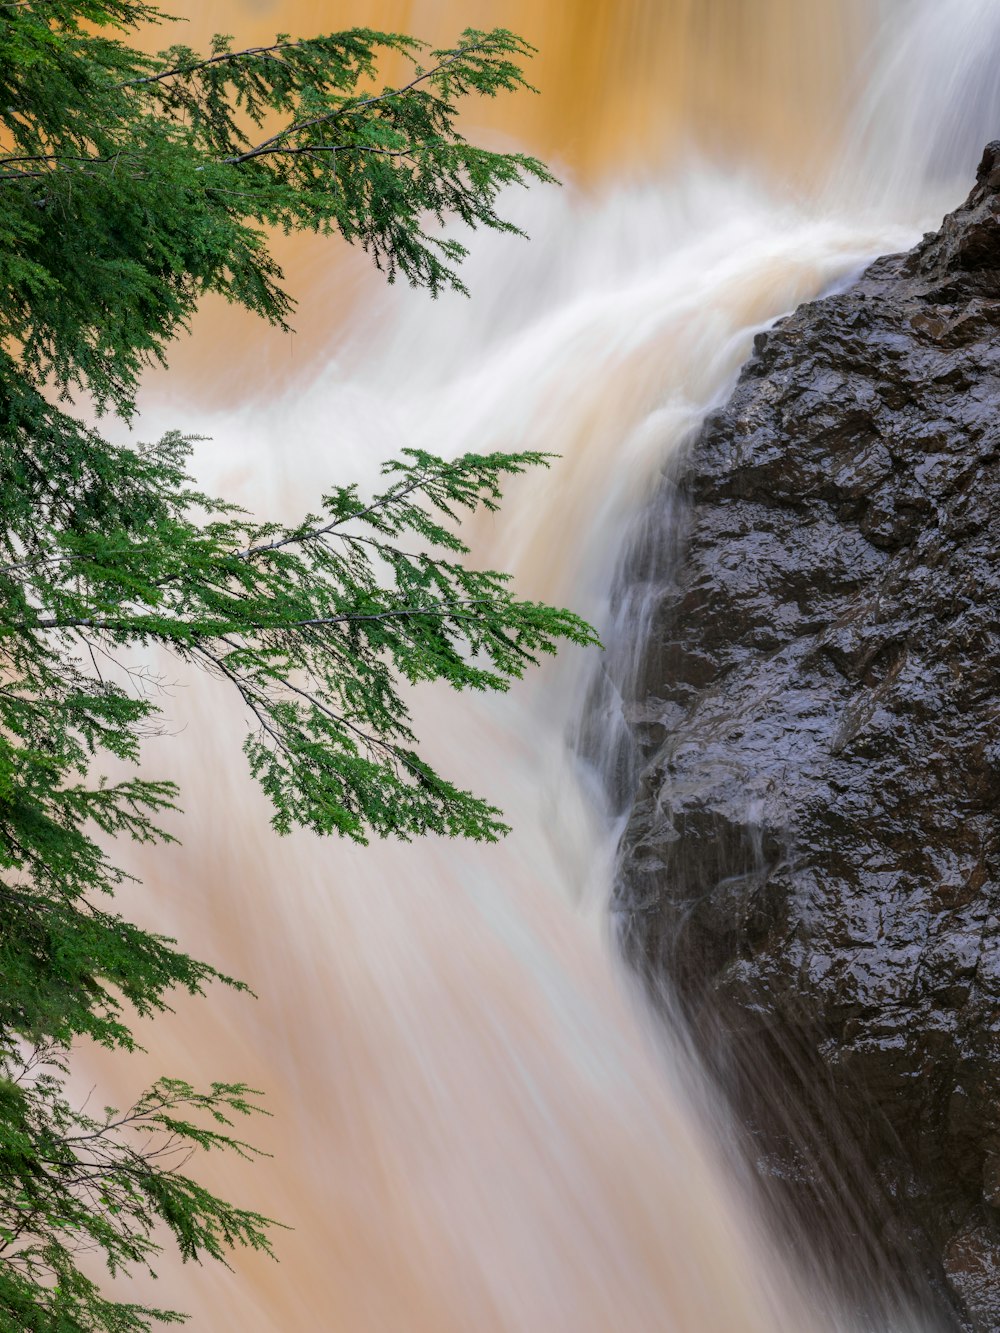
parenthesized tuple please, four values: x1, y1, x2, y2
(94, 2, 1000, 1327)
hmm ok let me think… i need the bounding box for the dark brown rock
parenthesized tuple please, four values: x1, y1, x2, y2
(613, 145, 1000, 1328)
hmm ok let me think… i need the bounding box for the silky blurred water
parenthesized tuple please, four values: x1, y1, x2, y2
(95, 2, 1000, 1327)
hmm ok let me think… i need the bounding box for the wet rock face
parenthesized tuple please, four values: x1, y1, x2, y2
(614, 145, 1000, 1328)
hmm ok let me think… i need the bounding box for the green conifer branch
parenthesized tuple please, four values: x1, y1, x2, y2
(0, 6, 595, 1327)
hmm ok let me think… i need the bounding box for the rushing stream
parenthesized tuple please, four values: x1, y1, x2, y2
(97, 1, 1000, 1327)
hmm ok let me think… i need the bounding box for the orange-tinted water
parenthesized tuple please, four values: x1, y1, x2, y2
(92, 2, 1000, 1328)
(152, 0, 871, 399)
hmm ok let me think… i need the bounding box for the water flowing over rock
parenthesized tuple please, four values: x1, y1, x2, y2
(614, 145, 1000, 1329)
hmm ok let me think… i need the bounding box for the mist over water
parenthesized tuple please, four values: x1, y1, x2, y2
(98, 2, 1000, 1327)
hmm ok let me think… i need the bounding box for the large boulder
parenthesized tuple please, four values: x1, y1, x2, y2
(614, 146, 1000, 1329)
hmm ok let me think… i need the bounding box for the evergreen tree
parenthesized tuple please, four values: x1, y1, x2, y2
(0, 4, 596, 1326)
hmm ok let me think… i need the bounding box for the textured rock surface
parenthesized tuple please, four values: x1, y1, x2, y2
(614, 146, 1000, 1328)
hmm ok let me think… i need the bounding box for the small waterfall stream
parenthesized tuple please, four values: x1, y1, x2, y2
(94, 2, 1000, 1327)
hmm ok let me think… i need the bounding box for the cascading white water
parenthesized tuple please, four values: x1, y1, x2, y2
(93, 1, 1000, 1327)
(840, 0, 1000, 220)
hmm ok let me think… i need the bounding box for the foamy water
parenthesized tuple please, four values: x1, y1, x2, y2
(89, 2, 1000, 1327)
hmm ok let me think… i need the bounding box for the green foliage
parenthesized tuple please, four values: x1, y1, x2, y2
(0, 0, 555, 414)
(0, 3, 594, 1328)
(0, 1056, 274, 1331)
